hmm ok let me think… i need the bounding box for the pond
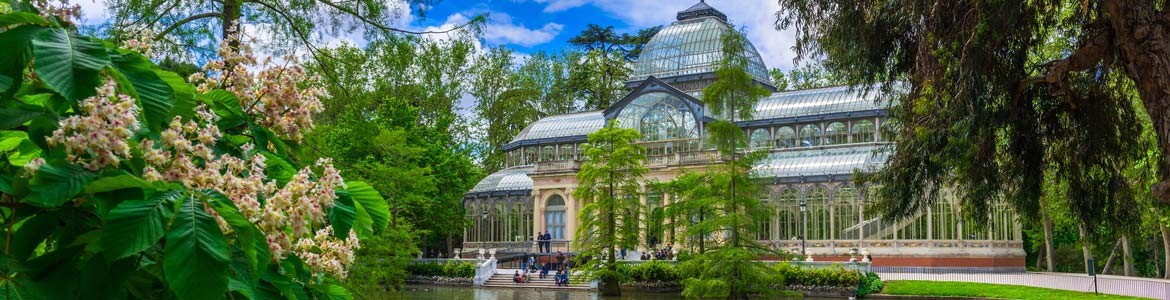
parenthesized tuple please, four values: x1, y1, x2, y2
(393, 285, 851, 299)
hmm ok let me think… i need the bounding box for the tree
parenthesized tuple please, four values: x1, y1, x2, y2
(566, 24, 660, 110)
(306, 40, 483, 259)
(0, 6, 387, 298)
(673, 28, 777, 300)
(775, 0, 1169, 233)
(572, 120, 648, 296)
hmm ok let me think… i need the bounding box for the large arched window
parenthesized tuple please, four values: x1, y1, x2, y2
(799, 124, 822, 147)
(806, 186, 830, 240)
(558, 144, 575, 160)
(616, 92, 700, 142)
(825, 122, 848, 145)
(750, 129, 770, 149)
(834, 186, 858, 240)
(852, 120, 875, 143)
(775, 127, 796, 149)
(541, 145, 556, 162)
(524, 147, 538, 164)
(545, 195, 566, 240)
(777, 188, 801, 240)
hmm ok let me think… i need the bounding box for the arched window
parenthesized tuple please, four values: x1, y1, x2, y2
(750, 129, 771, 149)
(541, 145, 556, 162)
(558, 144, 575, 160)
(807, 186, 830, 240)
(799, 124, 822, 147)
(616, 92, 700, 142)
(545, 195, 566, 240)
(775, 127, 796, 149)
(851, 120, 875, 143)
(834, 187, 858, 240)
(524, 146, 538, 165)
(777, 188, 801, 240)
(932, 200, 956, 240)
(825, 122, 847, 145)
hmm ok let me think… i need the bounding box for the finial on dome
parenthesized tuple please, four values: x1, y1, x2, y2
(677, 0, 727, 22)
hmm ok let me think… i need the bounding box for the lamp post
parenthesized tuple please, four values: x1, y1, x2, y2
(800, 198, 807, 258)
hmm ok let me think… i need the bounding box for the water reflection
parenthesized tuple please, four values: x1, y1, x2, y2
(394, 285, 845, 300)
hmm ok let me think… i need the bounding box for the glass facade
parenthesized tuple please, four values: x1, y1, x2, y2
(630, 17, 769, 84)
(616, 92, 700, 142)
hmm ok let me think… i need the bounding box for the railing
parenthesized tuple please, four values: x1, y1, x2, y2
(473, 258, 497, 286)
(409, 258, 480, 265)
(534, 160, 581, 173)
(758, 239, 1024, 252)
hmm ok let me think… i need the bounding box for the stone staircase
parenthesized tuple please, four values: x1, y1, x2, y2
(481, 270, 590, 290)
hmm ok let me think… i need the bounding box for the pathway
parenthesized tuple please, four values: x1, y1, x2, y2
(879, 272, 1170, 299)
(481, 269, 590, 291)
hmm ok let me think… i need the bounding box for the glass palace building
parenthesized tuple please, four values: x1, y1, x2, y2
(463, 1, 1023, 270)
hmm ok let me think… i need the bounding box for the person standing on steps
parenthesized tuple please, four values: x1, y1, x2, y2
(543, 232, 553, 252)
(555, 251, 566, 270)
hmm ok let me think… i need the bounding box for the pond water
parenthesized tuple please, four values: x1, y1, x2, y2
(393, 285, 850, 300)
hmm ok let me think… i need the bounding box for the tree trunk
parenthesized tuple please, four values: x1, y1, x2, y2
(1102, 0, 1170, 204)
(1101, 239, 1121, 275)
(1122, 235, 1136, 276)
(1080, 225, 1093, 274)
(1042, 211, 1056, 272)
(1163, 226, 1170, 279)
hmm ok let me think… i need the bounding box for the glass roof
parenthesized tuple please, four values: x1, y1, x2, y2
(615, 92, 700, 141)
(751, 85, 887, 120)
(630, 17, 769, 83)
(752, 145, 889, 179)
(469, 165, 535, 193)
(510, 111, 606, 144)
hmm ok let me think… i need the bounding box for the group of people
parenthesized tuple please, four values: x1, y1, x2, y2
(639, 244, 674, 261)
(513, 252, 573, 286)
(535, 232, 553, 252)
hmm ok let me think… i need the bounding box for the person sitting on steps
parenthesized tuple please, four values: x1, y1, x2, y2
(512, 270, 522, 284)
(539, 262, 550, 279)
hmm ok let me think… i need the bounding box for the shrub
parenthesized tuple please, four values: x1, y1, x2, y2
(855, 272, 884, 296)
(407, 263, 444, 277)
(775, 263, 863, 288)
(442, 261, 476, 278)
(628, 261, 679, 282)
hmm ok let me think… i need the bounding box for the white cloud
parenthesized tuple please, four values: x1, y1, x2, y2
(481, 13, 564, 47)
(534, 0, 591, 12)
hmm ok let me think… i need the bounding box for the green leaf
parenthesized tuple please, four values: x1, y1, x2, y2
(31, 27, 109, 101)
(205, 191, 269, 277)
(27, 160, 96, 207)
(317, 284, 351, 300)
(161, 70, 197, 118)
(0, 25, 47, 97)
(112, 51, 175, 132)
(165, 194, 230, 300)
(0, 12, 49, 27)
(0, 130, 27, 152)
(202, 89, 245, 128)
(79, 254, 136, 299)
(9, 212, 58, 260)
(6, 139, 39, 166)
(84, 173, 154, 194)
(344, 181, 389, 231)
(0, 105, 43, 129)
(261, 151, 296, 185)
(102, 190, 180, 260)
(329, 193, 357, 238)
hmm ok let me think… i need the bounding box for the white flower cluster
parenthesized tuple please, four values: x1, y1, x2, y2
(139, 105, 356, 277)
(30, 0, 80, 25)
(47, 78, 140, 171)
(122, 28, 155, 58)
(187, 36, 327, 142)
(295, 227, 360, 279)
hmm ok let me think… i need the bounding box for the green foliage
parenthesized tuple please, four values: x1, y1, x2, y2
(625, 261, 679, 283)
(775, 0, 1161, 236)
(774, 264, 861, 288)
(856, 272, 884, 296)
(405, 261, 475, 278)
(0, 7, 385, 299)
(573, 120, 647, 294)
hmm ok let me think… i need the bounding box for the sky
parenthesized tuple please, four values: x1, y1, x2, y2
(66, 0, 801, 71)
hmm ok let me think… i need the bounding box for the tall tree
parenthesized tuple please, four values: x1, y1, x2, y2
(566, 24, 660, 110)
(674, 28, 776, 300)
(572, 121, 647, 296)
(776, 0, 1169, 232)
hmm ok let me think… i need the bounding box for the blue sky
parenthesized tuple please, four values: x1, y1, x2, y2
(408, 0, 799, 71)
(68, 0, 799, 71)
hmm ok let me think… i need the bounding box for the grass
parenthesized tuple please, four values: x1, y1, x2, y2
(881, 280, 1151, 300)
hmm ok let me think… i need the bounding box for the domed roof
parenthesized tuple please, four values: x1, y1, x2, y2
(630, 2, 770, 84)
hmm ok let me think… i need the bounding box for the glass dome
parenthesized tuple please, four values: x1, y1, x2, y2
(614, 92, 700, 141)
(629, 16, 770, 84)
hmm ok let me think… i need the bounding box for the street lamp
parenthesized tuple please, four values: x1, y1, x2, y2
(800, 199, 807, 257)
